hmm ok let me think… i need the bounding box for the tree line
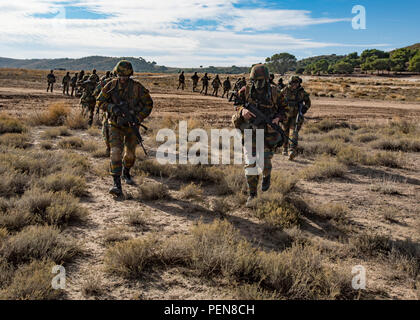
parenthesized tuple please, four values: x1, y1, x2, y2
(264, 47, 420, 76)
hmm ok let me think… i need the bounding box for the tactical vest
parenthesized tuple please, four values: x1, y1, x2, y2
(244, 84, 278, 118)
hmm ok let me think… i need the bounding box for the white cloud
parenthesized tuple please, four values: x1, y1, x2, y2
(0, 0, 384, 67)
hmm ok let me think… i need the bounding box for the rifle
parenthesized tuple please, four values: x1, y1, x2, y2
(110, 90, 148, 156)
(292, 102, 304, 149)
(229, 91, 296, 146)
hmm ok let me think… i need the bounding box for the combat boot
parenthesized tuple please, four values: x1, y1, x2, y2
(109, 175, 122, 197)
(245, 192, 257, 208)
(289, 149, 297, 161)
(105, 147, 110, 157)
(261, 175, 271, 192)
(283, 148, 288, 156)
(122, 167, 135, 185)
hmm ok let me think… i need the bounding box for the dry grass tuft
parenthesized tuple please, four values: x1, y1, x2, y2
(301, 156, 347, 181)
(30, 103, 71, 126)
(138, 181, 170, 201)
(0, 113, 27, 134)
(38, 173, 88, 197)
(0, 225, 79, 265)
(58, 137, 84, 150)
(125, 210, 149, 228)
(255, 195, 300, 229)
(64, 111, 88, 130)
(0, 133, 31, 148)
(179, 182, 203, 200)
(40, 126, 70, 139)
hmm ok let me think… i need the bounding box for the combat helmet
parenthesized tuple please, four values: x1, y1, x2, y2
(289, 76, 302, 85)
(250, 64, 269, 81)
(114, 60, 134, 77)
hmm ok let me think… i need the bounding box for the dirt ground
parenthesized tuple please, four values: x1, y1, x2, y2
(0, 70, 419, 300)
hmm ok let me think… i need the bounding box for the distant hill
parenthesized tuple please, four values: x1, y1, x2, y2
(390, 43, 420, 53)
(0, 56, 249, 74)
(0, 56, 168, 73)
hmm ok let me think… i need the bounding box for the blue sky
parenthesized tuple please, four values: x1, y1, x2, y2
(0, 0, 418, 67)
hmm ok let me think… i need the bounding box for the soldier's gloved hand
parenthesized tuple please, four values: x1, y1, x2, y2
(241, 108, 256, 120)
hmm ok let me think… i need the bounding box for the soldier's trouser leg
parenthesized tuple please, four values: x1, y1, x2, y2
(102, 120, 111, 152)
(291, 117, 304, 150)
(282, 118, 294, 151)
(205, 85, 208, 95)
(88, 104, 95, 126)
(109, 126, 125, 176)
(263, 130, 282, 178)
(71, 86, 74, 96)
(51, 84, 54, 92)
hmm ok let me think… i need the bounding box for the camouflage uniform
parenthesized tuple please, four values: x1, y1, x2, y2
(91, 70, 100, 83)
(221, 77, 232, 99)
(200, 73, 210, 95)
(177, 72, 185, 90)
(94, 76, 111, 156)
(62, 72, 71, 95)
(231, 64, 284, 202)
(80, 75, 97, 126)
(191, 72, 199, 92)
(211, 75, 222, 97)
(96, 60, 153, 196)
(47, 71, 56, 92)
(70, 73, 78, 97)
(278, 76, 311, 160)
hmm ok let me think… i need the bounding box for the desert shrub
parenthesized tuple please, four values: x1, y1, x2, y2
(355, 133, 378, 143)
(17, 188, 88, 226)
(306, 119, 350, 133)
(81, 140, 99, 153)
(371, 138, 420, 152)
(364, 151, 403, 168)
(0, 133, 31, 148)
(299, 139, 344, 157)
(105, 236, 161, 277)
(31, 103, 71, 126)
(270, 172, 298, 196)
(210, 198, 231, 215)
(0, 259, 63, 300)
(103, 228, 130, 246)
(64, 111, 88, 130)
(0, 257, 14, 289)
(41, 126, 70, 139)
(0, 206, 32, 232)
(314, 203, 349, 224)
(218, 166, 247, 195)
(255, 196, 300, 229)
(138, 181, 170, 201)
(40, 141, 53, 150)
(39, 173, 88, 197)
(325, 128, 352, 142)
(301, 157, 347, 181)
(0, 171, 31, 197)
(92, 148, 109, 158)
(81, 272, 104, 298)
(0, 225, 79, 265)
(336, 145, 367, 165)
(235, 284, 281, 300)
(0, 114, 27, 134)
(179, 183, 203, 200)
(125, 210, 148, 228)
(58, 137, 84, 150)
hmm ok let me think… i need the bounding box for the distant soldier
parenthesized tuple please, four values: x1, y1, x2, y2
(62, 72, 71, 95)
(234, 77, 246, 92)
(70, 73, 78, 96)
(80, 74, 97, 126)
(191, 72, 199, 92)
(96, 60, 154, 196)
(75, 70, 85, 97)
(277, 78, 285, 90)
(46, 70, 56, 92)
(78, 70, 85, 81)
(91, 69, 100, 83)
(177, 71, 185, 90)
(269, 73, 275, 85)
(221, 77, 232, 99)
(94, 76, 111, 156)
(211, 75, 222, 97)
(278, 76, 311, 160)
(200, 73, 210, 95)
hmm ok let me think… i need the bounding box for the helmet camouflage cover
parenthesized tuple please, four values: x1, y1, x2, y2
(114, 60, 134, 77)
(289, 75, 302, 84)
(250, 64, 269, 81)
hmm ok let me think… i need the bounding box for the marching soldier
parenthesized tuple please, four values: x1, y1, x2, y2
(277, 78, 285, 90)
(191, 72, 199, 92)
(80, 74, 97, 126)
(177, 71, 185, 90)
(200, 73, 210, 95)
(70, 73, 78, 97)
(96, 60, 153, 196)
(47, 70, 56, 92)
(278, 76, 311, 160)
(221, 77, 232, 99)
(231, 64, 285, 206)
(91, 69, 100, 83)
(62, 72, 71, 95)
(211, 75, 222, 97)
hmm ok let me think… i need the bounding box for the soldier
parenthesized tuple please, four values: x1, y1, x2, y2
(200, 73, 210, 95)
(70, 73, 78, 97)
(234, 77, 246, 92)
(96, 60, 153, 196)
(75, 70, 85, 98)
(277, 78, 285, 90)
(94, 76, 111, 156)
(80, 74, 97, 126)
(278, 76, 311, 160)
(211, 75, 222, 97)
(269, 73, 275, 85)
(191, 72, 199, 92)
(177, 71, 185, 90)
(47, 70, 56, 92)
(221, 77, 232, 99)
(105, 71, 111, 79)
(62, 72, 71, 95)
(91, 69, 100, 83)
(232, 64, 285, 206)
(78, 70, 85, 81)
